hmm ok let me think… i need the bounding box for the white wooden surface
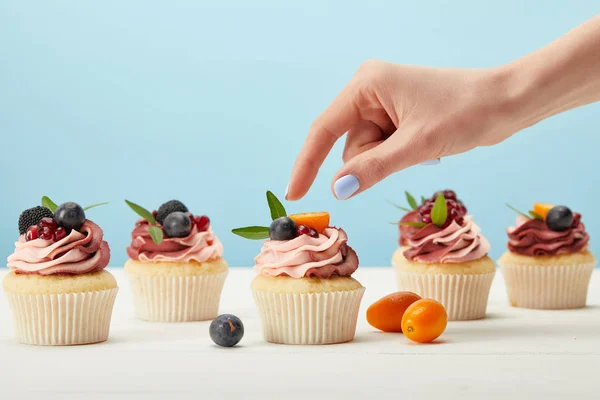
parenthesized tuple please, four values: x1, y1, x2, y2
(1, 267, 599, 400)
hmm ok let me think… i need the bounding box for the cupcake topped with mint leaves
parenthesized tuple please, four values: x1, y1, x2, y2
(499, 203, 595, 309)
(232, 191, 364, 345)
(4, 197, 117, 346)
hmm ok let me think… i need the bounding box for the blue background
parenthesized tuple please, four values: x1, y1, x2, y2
(1, 1, 598, 267)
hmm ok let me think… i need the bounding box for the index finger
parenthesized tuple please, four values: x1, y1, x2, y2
(286, 80, 362, 200)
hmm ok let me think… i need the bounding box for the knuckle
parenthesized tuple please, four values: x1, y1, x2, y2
(356, 59, 387, 81)
(361, 155, 387, 183)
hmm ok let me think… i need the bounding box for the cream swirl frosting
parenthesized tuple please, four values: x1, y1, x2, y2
(126, 222, 223, 263)
(403, 216, 490, 263)
(7, 220, 110, 275)
(254, 227, 358, 278)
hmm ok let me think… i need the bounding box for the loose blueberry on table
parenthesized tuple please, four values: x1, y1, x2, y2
(209, 314, 244, 347)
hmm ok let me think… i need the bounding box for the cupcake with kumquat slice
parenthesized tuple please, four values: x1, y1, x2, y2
(392, 190, 495, 321)
(3, 197, 117, 345)
(124, 199, 228, 322)
(498, 203, 596, 309)
(232, 191, 364, 345)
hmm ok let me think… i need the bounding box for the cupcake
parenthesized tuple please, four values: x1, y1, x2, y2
(124, 199, 228, 322)
(3, 199, 117, 345)
(392, 190, 495, 321)
(232, 191, 364, 345)
(498, 203, 596, 309)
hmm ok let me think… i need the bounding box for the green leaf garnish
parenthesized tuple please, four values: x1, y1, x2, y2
(84, 202, 109, 211)
(405, 191, 418, 210)
(41, 196, 58, 213)
(505, 203, 531, 219)
(147, 226, 163, 244)
(231, 226, 270, 240)
(431, 194, 448, 227)
(386, 200, 411, 212)
(421, 196, 426, 205)
(266, 191, 286, 220)
(399, 221, 427, 228)
(529, 211, 543, 220)
(125, 200, 156, 224)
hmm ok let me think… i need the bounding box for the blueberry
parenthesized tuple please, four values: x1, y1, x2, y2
(54, 202, 86, 232)
(546, 206, 574, 232)
(209, 314, 244, 347)
(162, 211, 192, 238)
(269, 216, 297, 240)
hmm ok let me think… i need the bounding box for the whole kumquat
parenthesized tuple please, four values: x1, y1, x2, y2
(366, 291, 421, 332)
(401, 299, 447, 343)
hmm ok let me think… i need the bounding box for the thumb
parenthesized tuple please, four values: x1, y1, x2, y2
(331, 131, 435, 200)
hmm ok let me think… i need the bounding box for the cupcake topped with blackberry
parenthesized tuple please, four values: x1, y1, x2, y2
(4, 197, 117, 345)
(124, 199, 228, 322)
(232, 191, 364, 345)
(392, 190, 495, 321)
(498, 203, 596, 309)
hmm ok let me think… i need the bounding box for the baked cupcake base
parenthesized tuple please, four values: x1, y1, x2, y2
(251, 275, 365, 345)
(125, 257, 228, 322)
(392, 248, 496, 321)
(2, 270, 118, 346)
(498, 250, 596, 309)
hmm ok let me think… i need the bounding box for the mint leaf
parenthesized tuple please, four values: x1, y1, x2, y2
(529, 211, 543, 220)
(386, 200, 411, 212)
(431, 194, 448, 227)
(399, 221, 427, 228)
(405, 191, 418, 210)
(41, 196, 58, 213)
(125, 200, 156, 224)
(266, 191, 286, 220)
(421, 196, 426, 205)
(148, 226, 163, 244)
(232, 226, 270, 240)
(506, 203, 530, 219)
(84, 202, 109, 211)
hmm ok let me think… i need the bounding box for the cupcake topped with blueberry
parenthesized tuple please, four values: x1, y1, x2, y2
(392, 190, 495, 321)
(498, 203, 596, 310)
(232, 191, 364, 345)
(3, 197, 117, 346)
(124, 199, 228, 322)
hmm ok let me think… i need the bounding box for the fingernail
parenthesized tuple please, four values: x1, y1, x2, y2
(284, 184, 289, 200)
(420, 158, 441, 166)
(334, 175, 360, 200)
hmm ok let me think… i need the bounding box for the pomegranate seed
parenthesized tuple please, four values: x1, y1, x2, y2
(297, 225, 319, 238)
(421, 214, 432, 224)
(572, 213, 581, 228)
(152, 210, 158, 218)
(39, 226, 54, 241)
(54, 227, 67, 241)
(39, 217, 57, 232)
(194, 215, 210, 231)
(26, 226, 40, 241)
(443, 190, 457, 200)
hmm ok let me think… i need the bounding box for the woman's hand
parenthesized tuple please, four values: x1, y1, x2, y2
(286, 15, 600, 201)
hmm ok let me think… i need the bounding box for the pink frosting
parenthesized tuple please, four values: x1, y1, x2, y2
(403, 216, 490, 263)
(126, 221, 223, 263)
(254, 227, 358, 278)
(7, 220, 110, 275)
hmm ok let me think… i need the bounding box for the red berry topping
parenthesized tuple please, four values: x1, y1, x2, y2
(39, 217, 57, 232)
(39, 226, 54, 241)
(571, 213, 581, 228)
(26, 225, 40, 241)
(194, 215, 211, 232)
(297, 224, 319, 238)
(54, 227, 67, 241)
(418, 190, 467, 226)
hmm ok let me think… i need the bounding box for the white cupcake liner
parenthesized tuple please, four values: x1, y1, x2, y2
(252, 287, 365, 345)
(499, 261, 596, 309)
(4, 288, 118, 346)
(394, 270, 495, 321)
(127, 271, 228, 322)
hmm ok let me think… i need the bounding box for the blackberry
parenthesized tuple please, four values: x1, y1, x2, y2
(18, 206, 54, 235)
(156, 200, 188, 225)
